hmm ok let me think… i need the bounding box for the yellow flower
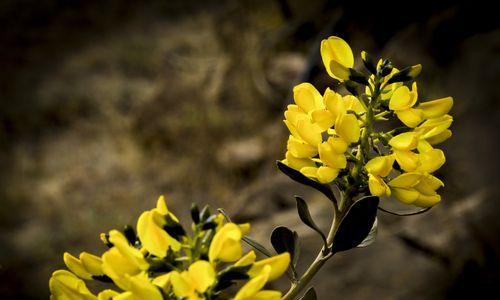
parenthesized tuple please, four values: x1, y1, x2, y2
(235, 251, 257, 267)
(393, 149, 419, 172)
(113, 273, 163, 300)
(293, 82, 324, 113)
(154, 195, 179, 222)
(389, 83, 418, 111)
(320, 36, 354, 81)
(97, 289, 119, 300)
(170, 260, 216, 300)
(301, 165, 339, 184)
(416, 148, 445, 173)
(418, 97, 453, 119)
(389, 82, 453, 129)
(415, 115, 453, 142)
(365, 155, 394, 177)
(248, 252, 291, 281)
(368, 174, 391, 197)
(281, 151, 315, 172)
(318, 138, 348, 169)
(137, 209, 181, 257)
(63, 252, 104, 280)
(208, 223, 245, 263)
(49, 270, 96, 300)
(335, 113, 360, 144)
(152, 272, 172, 292)
(97, 289, 120, 300)
(389, 132, 419, 151)
(234, 266, 281, 300)
(101, 230, 149, 289)
(387, 172, 443, 207)
(365, 155, 394, 197)
(286, 135, 317, 158)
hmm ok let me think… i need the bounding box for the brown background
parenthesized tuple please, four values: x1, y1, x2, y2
(1, 0, 499, 299)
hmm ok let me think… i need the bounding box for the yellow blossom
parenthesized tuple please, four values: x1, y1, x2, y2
(101, 230, 149, 289)
(208, 223, 245, 263)
(320, 36, 354, 81)
(63, 252, 103, 280)
(136, 209, 181, 257)
(247, 252, 291, 281)
(234, 266, 281, 300)
(170, 260, 216, 300)
(49, 270, 96, 300)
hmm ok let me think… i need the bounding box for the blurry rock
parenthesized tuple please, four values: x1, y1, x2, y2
(217, 136, 266, 170)
(266, 52, 306, 92)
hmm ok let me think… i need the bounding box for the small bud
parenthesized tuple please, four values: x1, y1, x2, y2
(361, 51, 377, 74)
(380, 64, 393, 77)
(386, 64, 422, 84)
(190, 203, 200, 224)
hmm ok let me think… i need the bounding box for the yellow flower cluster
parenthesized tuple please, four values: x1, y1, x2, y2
(50, 196, 290, 300)
(367, 84, 453, 207)
(282, 83, 363, 183)
(282, 36, 453, 208)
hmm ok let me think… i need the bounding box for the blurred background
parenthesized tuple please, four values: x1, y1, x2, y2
(1, 0, 499, 299)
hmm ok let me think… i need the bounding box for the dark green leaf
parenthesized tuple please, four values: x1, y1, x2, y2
(191, 203, 200, 224)
(201, 214, 217, 230)
(242, 236, 272, 257)
(357, 217, 378, 248)
(270, 226, 297, 258)
(295, 196, 327, 246)
(331, 196, 379, 253)
(199, 205, 211, 222)
(270, 226, 300, 280)
(277, 161, 336, 202)
(300, 287, 317, 300)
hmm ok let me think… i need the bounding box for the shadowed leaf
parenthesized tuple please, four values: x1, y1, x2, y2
(299, 287, 317, 300)
(357, 217, 378, 248)
(331, 196, 379, 253)
(295, 196, 327, 247)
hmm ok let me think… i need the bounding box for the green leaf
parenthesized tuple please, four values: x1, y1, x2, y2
(242, 236, 273, 257)
(295, 196, 327, 247)
(331, 196, 379, 253)
(270, 226, 300, 280)
(270, 226, 298, 261)
(300, 287, 317, 300)
(276, 161, 336, 202)
(357, 217, 378, 248)
(199, 205, 211, 222)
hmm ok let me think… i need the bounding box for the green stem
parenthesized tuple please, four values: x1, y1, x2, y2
(281, 193, 348, 300)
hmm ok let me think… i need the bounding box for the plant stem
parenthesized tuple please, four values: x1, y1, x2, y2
(281, 195, 344, 300)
